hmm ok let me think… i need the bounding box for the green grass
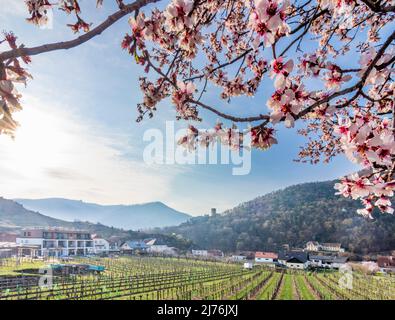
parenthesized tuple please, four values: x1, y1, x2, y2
(0, 260, 47, 276)
(277, 274, 294, 300)
(295, 275, 316, 300)
(256, 272, 281, 300)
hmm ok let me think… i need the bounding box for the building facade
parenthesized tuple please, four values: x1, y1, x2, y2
(309, 255, 348, 269)
(16, 228, 93, 257)
(305, 241, 320, 251)
(255, 252, 278, 263)
(192, 250, 208, 256)
(147, 245, 177, 255)
(278, 251, 309, 269)
(305, 241, 345, 253)
(91, 236, 110, 255)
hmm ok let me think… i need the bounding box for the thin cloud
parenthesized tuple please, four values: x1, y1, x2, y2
(0, 94, 177, 205)
(0, 0, 27, 18)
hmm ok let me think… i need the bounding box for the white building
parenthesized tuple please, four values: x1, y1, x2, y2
(192, 250, 208, 256)
(16, 228, 93, 257)
(305, 241, 345, 253)
(305, 241, 320, 251)
(231, 255, 247, 261)
(320, 243, 345, 253)
(147, 245, 177, 255)
(309, 255, 347, 269)
(255, 252, 278, 263)
(278, 251, 309, 269)
(90, 235, 110, 255)
(286, 258, 309, 269)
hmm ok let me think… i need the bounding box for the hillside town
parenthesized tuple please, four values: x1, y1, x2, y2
(0, 228, 394, 274)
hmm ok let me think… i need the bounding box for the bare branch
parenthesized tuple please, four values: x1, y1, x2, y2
(0, 0, 160, 61)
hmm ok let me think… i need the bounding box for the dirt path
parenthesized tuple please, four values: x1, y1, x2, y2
(272, 272, 285, 300)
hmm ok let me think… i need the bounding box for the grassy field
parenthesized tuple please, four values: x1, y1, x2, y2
(0, 257, 394, 300)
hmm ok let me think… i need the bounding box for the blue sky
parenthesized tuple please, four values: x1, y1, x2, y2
(0, 1, 359, 215)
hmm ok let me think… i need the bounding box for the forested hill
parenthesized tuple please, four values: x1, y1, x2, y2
(162, 181, 395, 255)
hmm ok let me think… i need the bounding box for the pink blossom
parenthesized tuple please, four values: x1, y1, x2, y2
(374, 197, 394, 214)
(270, 58, 294, 89)
(164, 0, 194, 32)
(324, 63, 352, 90)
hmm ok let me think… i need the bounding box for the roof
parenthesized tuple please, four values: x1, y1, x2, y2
(321, 243, 341, 248)
(306, 241, 319, 246)
(310, 255, 348, 263)
(122, 240, 149, 249)
(278, 251, 308, 263)
(287, 257, 306, 264)
(208, 249, 223, 256)
(144, 238, 156, 245)
(377, 256, 395, 267)
(21, 227, 90, 233)
(0, 242, 18, 248)
(255, 252, 278, 259)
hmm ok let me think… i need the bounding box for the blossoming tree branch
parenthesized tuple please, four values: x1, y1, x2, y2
(0, 0, 394, 217)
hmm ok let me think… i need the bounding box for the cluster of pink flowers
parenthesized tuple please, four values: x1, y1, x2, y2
(25, 0, 53, 26)
(334, 114, 395, 168)
(248, 0, 291, 48)
(177, 122, 245, 151)
(324, 63, 352, 90)
(270, 57, 294, 89)
(335, 173, 394, 218)
(251, 127, 278, 150)
(359, 48, 393, 85)
(319, 0, 356, 18)
(171, 81, 200, 120)
(267, 79, 309, 128)
(0, 32, 32, 137)
(333, 112, 395, 217)
(25, 0, 94, 33)
(164, 0, 194, 32)
(299, 53, 323, 77)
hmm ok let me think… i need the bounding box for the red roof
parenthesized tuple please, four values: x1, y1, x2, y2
(255, 252, 278, 259)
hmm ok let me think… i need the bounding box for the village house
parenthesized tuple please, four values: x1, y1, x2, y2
(255, 252, 278, 264)
(191, 250, 208, 257)
(309, 255, 348, 269)
(120, 239, 154, 253)
(305, 241, 345, 253)
(231, 255, 247, 261)
(208, 249, 224, 258)
(320, 243, 344, 253)
(147, 245, 177, 256)
(305, 241, 320, 251)
(90, 235, 110, 255)
(0, 242, 18, 258)
(377, 256, 395, 273)
(278, 251, 309, 269)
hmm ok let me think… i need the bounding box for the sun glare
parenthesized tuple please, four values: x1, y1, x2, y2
(1, 102, 75, 178)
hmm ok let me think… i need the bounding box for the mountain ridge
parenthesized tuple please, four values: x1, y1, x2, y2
(0, 197, 193, 249)
(14, 198, 191, 230)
